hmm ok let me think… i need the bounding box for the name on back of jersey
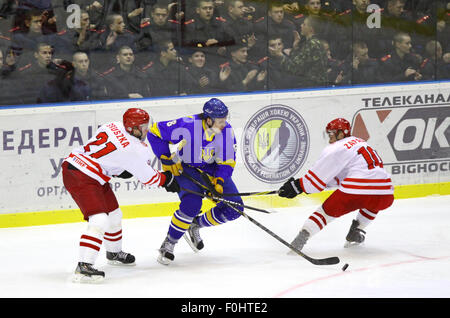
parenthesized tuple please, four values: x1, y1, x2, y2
(106, 123, 130, 148)
(344, 137, 365, 149)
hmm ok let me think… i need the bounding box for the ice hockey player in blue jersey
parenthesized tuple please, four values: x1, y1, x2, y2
(147, 98, 243, 265)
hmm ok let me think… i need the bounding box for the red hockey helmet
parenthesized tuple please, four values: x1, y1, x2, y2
(326, 118, 351, 137)
(123, 108, 150, 133)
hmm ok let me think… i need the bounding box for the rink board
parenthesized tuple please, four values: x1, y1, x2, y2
(1, 81, 449, 227)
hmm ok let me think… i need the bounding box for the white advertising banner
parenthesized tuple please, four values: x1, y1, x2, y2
(1, 82, 449, 214)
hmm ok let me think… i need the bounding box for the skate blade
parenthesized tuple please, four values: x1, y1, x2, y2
(344, 241, 364, 248)
(157, 254, 173, 265)
(107, 260, 136, 266)
(183, 233, 200, 253)
(72, 273, 105, 284)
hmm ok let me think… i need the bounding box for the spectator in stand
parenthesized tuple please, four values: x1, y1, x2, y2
(78, 0, 107, 29)
(253, 2, 299, 60)
(8, 41, 62, 104)
(261, 36, 298, 90)
(290, 0, 333, 44)
(219, 40, 266, 92)
(378, 0, 417, 58)
(143, 39, 189, 97)
(436, 4, 450, 54)
(51, 10, 101, 60)
(221, 0, 255, 52)
(92, 13, 137, 72)
(71, 51, 107, 99)
(274, 15, 328, 88)
(101, 46, 150, 99)
(75, 0, 151, 32)
(420, 40, 450, 80)
(182, 48, 221, 94)
(334, 0, 383, 60)
(37, 59, 90, 103)
(341, 41, 380, 85)
(379, 32, 424, 83)
(11, 9, 54, 63)
(135, 3, 179, 66)
(183, 0, 234, 68)
(0, 47, 13, 105)
(320, 39, 345, 87)
(13, 0, 57, 35)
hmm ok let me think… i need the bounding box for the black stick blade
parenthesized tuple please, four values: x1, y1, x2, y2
(308, 256, 340, 265)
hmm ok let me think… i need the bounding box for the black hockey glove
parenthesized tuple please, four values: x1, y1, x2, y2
(162, 171, 181, 193)
(278, 177, 303, 198)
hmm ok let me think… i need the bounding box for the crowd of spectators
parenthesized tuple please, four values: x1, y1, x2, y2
(0, 0, 449, 105)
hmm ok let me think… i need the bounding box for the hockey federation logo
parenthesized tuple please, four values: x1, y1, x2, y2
(242, 104, 310, 183)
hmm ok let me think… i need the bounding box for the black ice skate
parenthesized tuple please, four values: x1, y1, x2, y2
(73, 262, 105, 283)
(183, 218, 204, 252)
(157, 237, 175, 265)
(288, 229, 310, 255)
(106, 251, 136, 266)
(345, 220, 366, 248)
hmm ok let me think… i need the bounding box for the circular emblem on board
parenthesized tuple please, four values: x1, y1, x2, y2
(242, 104, 310, 183)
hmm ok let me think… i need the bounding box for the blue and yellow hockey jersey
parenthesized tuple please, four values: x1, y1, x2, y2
(147, 114, 237, 180)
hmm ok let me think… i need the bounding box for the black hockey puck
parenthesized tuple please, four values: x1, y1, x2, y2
(342, 263, 349, 271)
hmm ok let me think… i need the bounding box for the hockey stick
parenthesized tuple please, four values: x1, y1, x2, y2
(220, 190, 278, 197)
(182, 170, 340, 266)
(183, 165, 278, 197)
(180, 187, 275, 214)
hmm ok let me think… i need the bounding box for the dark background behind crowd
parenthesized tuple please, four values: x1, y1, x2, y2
(0, 0, 449, 105)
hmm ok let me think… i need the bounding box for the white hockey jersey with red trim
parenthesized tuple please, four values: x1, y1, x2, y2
(64, 121, 163, 186)
(299, 136, 394, 195)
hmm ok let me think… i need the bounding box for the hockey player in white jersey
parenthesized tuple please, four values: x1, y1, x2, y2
(62, 108, 180, 283)
(278, 118, 394, 251)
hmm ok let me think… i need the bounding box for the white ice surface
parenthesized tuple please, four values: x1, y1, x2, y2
(1, 195, 449, 298)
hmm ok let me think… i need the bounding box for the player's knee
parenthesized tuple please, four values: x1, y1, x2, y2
(179, 194, 203, 217)
(107, 208, 122, 229)
(87, 212, 109, 235)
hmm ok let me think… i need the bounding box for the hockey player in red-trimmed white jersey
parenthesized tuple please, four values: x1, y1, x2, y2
(62, 108, 180, 283)
(278, 118, 394, 251)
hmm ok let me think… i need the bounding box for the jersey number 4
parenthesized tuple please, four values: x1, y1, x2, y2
(84, 132, 117, 159)
(357, 146, 383, 169)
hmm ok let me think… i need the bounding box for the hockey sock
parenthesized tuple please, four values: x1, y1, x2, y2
(356, 208, 378, 229)
(79, 213, 108, 264)
(302, 207, 336, 237)
(196, 207, 227, 227)
(103, 208, 123, 253)
(167, 210, 195, 242)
